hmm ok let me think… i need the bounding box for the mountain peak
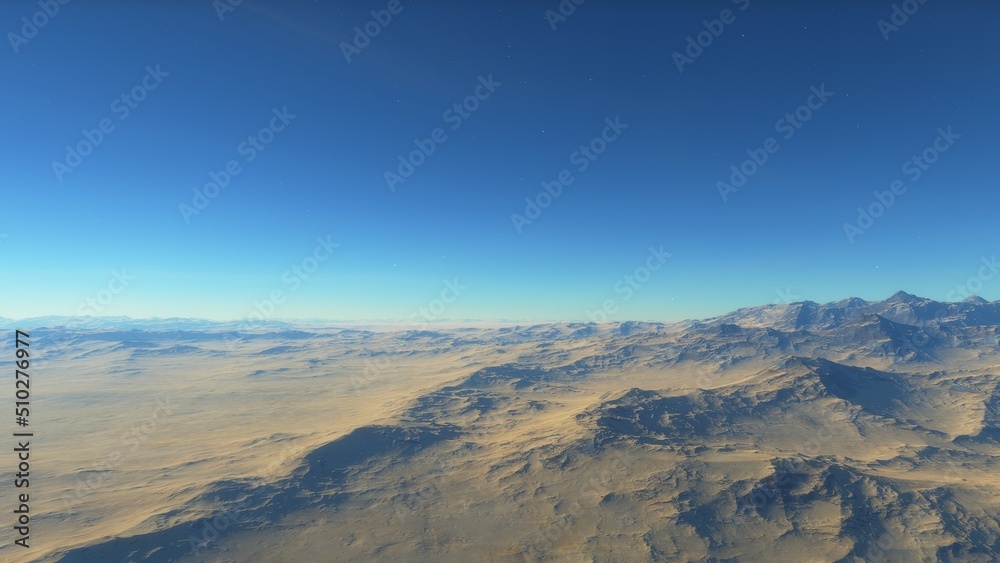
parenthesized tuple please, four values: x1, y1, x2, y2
(886, 290, 923, 303)
(963, 295, 989, 305)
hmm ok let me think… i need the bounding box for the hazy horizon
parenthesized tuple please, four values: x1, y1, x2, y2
(3, 289, 991, 325)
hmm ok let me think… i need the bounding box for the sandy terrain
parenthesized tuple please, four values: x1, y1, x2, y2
(2, 293, 999, 561)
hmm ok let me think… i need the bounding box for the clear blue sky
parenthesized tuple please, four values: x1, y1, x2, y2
(2, 0, 998, 321)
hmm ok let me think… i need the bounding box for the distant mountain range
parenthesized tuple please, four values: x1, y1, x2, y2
(3, 291, 997, 332)
(705, 290, 1000, 332)
(19, 292, 1000, 562)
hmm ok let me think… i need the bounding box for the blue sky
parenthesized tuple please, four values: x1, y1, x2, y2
(2, 0, 998, 321)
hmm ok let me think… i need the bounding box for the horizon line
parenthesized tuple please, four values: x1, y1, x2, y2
(2, 290, 995, 326)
